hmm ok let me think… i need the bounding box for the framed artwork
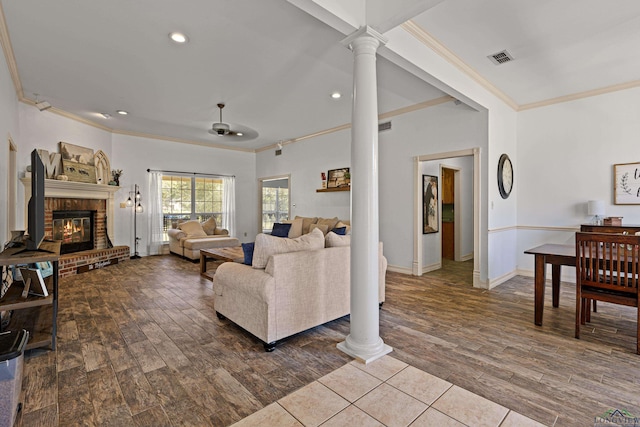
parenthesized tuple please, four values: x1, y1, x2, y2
(614, 162, 640, 205)
(423, 175, 439, 234)
(327, 168, 350, 188)
(60, 141, 97, 183)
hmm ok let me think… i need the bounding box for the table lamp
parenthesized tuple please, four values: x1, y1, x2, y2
(587, 200, 605, 225)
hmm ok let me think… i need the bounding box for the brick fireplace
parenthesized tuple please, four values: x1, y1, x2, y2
(21, 178, 130, 277)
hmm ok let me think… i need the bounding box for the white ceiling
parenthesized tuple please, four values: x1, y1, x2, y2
(3, 0, 639, 151)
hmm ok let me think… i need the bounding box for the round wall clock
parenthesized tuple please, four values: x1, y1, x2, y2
(497, 153, 513, 199)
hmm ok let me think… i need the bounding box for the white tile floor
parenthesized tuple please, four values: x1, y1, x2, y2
(232, 356, 547, 427)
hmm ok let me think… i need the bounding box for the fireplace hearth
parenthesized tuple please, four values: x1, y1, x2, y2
(52, 210, 95, 254)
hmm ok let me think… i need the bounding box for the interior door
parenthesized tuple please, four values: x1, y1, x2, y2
(441, 168, 455, 260)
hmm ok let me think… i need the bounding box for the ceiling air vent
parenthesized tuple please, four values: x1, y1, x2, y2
(488, 50, 514, 65)
(378, 121, 391, 132)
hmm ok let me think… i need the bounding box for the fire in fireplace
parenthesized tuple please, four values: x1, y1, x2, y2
(52, 210, 96, 254)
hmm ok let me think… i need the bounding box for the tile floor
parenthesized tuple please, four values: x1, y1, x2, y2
(232, 355, 547, 427)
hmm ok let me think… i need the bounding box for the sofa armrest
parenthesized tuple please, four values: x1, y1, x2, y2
(214, 228, 229, 235)
(213, 263, 274, 302)
(167, 228, 187, 240)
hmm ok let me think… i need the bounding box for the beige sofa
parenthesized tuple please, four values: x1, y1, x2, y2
(168, 217, 239, 260)
(212, 228, 386, 351)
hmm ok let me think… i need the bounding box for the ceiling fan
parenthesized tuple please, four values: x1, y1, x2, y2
(209, 103, 244, 137)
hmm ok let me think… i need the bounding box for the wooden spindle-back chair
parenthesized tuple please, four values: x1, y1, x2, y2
(575, 232, 640, 354)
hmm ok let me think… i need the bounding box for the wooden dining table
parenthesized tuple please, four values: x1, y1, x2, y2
(524, 243, 576, 326)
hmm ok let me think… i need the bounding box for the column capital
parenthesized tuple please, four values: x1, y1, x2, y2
(341, 25, 388, 50)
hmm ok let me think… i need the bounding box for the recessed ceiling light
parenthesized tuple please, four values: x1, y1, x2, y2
(100, 113, 111, 119)
(116, 110, 128, 115)
(169, 32, 188, 43)
(236, 132, 243, 136)
(331, 92, 341, 99)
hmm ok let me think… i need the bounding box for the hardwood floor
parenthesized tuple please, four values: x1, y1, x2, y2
(15, 255, 640, 426)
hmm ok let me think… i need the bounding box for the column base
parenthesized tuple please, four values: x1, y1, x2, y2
(337, 335, 393, 364)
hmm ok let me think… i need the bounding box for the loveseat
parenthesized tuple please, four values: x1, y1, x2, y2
(168, 217, 240, 260)
(212, 228, 386, 351)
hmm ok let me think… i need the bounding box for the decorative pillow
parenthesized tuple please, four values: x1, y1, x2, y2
(252, 228, 325, 269)
(177, 220, 207, 237)
(271, 223, 292, 238)
(325, 231, 351, 247)
(335, 221, 351, 235)
(284, 217, 304, 238)
(331, 226, 347, 235)
(242, 242, 255, 265)
(201, 217, 217, 235)
(317, 217, 340, 231)
(309, 223, 329, 235)
(296, 216, 318, 234)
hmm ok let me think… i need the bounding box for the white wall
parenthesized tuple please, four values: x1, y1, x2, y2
(0, 50, 20, 245)
(256, 101, 485, 273)
(255, 129, 351, 222)
(112, 134, 257, 255)
(516, 86, 640, 280)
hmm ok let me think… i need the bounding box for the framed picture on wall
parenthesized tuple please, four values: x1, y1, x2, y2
(327, 168, 350, 188)
(423, 175, 439, 234)
(614, 162, 640, 205)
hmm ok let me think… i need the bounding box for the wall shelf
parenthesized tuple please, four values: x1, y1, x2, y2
(316, 187, 350, 193)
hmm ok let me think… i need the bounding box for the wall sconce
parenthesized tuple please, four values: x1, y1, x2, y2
(126, 184, 144, 258)
(587, 200, 605, 225)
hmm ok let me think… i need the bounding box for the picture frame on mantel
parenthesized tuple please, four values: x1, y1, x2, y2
(327, 168, 350, 188)
(614, 162, 640, 205)
(60, 141, 97, 184)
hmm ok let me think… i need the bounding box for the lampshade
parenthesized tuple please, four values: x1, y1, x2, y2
(587, 200, 605, 216)
(135, 203, 144, 213)
(125, 197, 134, 207)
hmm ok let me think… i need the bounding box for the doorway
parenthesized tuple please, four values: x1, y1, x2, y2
(413, 148, 481, 287)
(441, 167, 455, 260)
(258, 175, 290, 234)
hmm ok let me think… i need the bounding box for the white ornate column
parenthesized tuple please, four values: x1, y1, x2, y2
(337, 26, 392, 363)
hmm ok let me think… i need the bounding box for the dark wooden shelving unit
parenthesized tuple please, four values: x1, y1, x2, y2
(0, 240, 60, 350)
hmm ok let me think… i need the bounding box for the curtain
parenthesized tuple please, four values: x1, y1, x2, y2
(148, 171, 164, 255)
(222, 176, 236, 237)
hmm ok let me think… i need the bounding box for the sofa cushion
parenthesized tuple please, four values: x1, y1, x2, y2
(325, 232, 351, 247)
(242, 242, 255, 265)
(201, 217, 217, 235)
(183, 236, 240, 251)
(309, 223, 329, 235)
(178, 220, 207, 237)
(271, 223, 291, 238)
(317, 217, 340, 231)
(284, 217, 304, 238)
(252, 227, 325, 269)
(296, 216, 318, 234)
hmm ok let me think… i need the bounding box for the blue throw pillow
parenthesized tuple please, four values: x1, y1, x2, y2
(331, 227, 347, 235)
(271, 223, 292, 238)
(242, 242, 255, 265)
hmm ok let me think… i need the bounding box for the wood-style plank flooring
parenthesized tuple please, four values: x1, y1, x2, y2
(14, 255, 640, 426)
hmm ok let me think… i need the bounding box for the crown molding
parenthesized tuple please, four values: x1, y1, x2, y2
(518, 79, 640, 111)
(256, 95, 455, 153)
(0, 2, 23, 99)
(401, 20, 519, 111)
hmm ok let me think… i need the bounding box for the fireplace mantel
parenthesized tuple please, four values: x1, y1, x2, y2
(20, 178, 120, 244)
